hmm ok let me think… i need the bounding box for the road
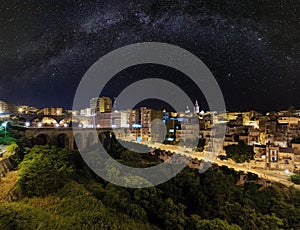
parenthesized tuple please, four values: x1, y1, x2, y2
(121, 138, 300, 189)
(213, 158, 300, 188)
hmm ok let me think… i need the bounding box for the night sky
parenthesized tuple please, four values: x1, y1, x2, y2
(0, 1, 299, 112)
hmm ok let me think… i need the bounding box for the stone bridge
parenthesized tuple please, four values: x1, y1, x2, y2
(2, 113, 71, 123)
(1, 113, 91, 125)
(24, 128, 129, 150)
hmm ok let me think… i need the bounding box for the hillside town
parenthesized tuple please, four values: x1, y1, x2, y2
(1, 98, 300, 174)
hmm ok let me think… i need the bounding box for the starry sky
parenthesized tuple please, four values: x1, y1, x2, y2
(0, 0, 299, 112)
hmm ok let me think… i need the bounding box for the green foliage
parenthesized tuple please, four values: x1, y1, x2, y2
(158, 198, 186, 229)
(0, 201, 63, 230)
(0, 137, 17, 145)
(1, 142, 24, 167)
(8, 145, 24, 167)
(2, 139, 300, 229)
(102, 183, 148, 222)
(290, 173, 300, 184)
(247, 172, 259, 181)
(219, 202, 284, 229)
(0, 125, 16, 145)
(5, 142, 19, 155)
(0, 184, 155, 230)
(225, 141, 255, 163)
(188, 215, 241, 230)
(195, 138, 206, 152)
(18, 146, 75, 196)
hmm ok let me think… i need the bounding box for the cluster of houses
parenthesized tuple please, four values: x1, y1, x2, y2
(221, 110, 300, 172)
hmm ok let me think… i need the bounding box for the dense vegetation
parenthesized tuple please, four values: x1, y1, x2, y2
(195, 138, 206, 152)
(290, 173, 300, 184)
(224, 141, 255, 163)
(1, 136, 300, 229)
(0, 123, 16, 145)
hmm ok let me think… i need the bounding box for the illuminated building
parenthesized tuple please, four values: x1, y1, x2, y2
(0, 100, 8, 113)
(43, 107, 63, 116)
(90, 97, 112, 114)
(129, 109, 140, 128)
(0, 100, 17, 113)
(80, 108, 92, 116)
(140, 107, 163, 141)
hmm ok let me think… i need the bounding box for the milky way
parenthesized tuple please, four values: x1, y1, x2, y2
(0, 1, 299, 111)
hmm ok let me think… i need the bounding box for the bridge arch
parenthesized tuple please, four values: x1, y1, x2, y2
(41, 117, 58, 127)
(58, 118, 71, 126)
(57, 133, 69, 148)
(30, 117, 42, 127)
(98, 132, 106, 144)
(10, 115, 27, 125)
(29, 116, 65, 125)
(74, 133, 83, 150)
(86, 132, 97, 148)
(34, 134, 51, 146)
(24, 128, 126, 150)
(29, 116, 41, 123)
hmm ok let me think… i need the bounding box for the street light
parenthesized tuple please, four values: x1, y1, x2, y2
(2, 122, 7, 141)
(25, 122, 30, 127)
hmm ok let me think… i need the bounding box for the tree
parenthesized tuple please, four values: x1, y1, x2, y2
(225, 141, 255, 163)
(195, 138, 206, 152)
(18, 146, 75, 196)
(290, 174, 300, 184)
(158, 198, 186, 230)
(188, 215, 241, 230)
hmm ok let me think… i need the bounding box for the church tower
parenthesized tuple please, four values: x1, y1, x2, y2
(194, 100, 200, 114)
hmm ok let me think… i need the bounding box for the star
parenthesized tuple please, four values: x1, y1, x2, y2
(0, 1, 298, 112)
